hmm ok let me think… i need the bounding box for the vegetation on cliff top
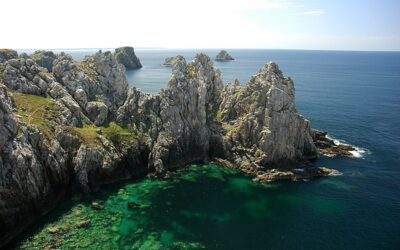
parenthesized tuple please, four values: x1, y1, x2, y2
(71, 122, 135, 147)
(13, 91, 134, 146)
(13, 92, 57, 140)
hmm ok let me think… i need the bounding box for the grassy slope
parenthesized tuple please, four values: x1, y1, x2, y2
(13, 91, 134, 147)
(13, 92, 57, 140)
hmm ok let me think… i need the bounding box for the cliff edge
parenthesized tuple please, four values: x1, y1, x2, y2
(0, 49, 344, 246)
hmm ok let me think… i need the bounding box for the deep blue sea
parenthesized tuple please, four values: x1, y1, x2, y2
(16, 49, 400, 249)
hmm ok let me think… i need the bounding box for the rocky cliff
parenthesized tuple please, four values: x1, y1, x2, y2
(0, 49, 342, 247)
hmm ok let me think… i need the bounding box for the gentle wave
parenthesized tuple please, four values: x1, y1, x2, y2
(326, 135, 371, 158)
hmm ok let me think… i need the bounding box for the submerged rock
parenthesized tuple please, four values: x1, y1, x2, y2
(127, 201, 140, 209)
(91, 202, 102, 210)
(114, 46, 142, 69)
(47, 226, 61, 234)
(76, 220, 91, 228)
(252, 166, 341, 182)
(215, 50, 234, 61)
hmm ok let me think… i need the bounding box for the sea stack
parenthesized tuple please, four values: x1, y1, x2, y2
(114, 46, 142, 69)
(215, 50, 234, 61)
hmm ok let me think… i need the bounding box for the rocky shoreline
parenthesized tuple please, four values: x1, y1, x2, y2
(0, 47, 353, 247)
(311, 129, 356, 157)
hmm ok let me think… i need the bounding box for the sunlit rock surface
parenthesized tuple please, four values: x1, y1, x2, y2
(0, 49, 345, 247)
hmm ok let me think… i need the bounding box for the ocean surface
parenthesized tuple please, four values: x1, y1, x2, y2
(14, 49, 400, 249)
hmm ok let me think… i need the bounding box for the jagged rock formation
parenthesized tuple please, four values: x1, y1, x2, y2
(30, 50, 58, 72)
(311, 129, 355, 156)
(163, 56, 183, 67)
(0, 49, 347, 247)
(216, 62, 317, 172)
(215, 50, 234, 61)
(0, 49, 18, 63)
(114, 47, 142, 69)
(2, 57, 53, 95)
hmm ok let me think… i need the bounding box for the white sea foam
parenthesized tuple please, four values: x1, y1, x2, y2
(328, 169, 343, 176)
(326, 135, 370, 158)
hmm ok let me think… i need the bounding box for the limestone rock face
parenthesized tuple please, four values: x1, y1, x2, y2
(217, 62, 317, 169)
(0, 49, 18, 63)
(0, 50, 338, 247)
(52, 51, 128, 123)
(215, 50, 234, 61)
(2, 58, 52, 95)
(0, 85, 17, 148)
(114, 47, 142, 69)
(86, 101, 108, 126)
(116, 87, 160, 135)
(30, 50, 58, 72)
(149, 54, 224, 173)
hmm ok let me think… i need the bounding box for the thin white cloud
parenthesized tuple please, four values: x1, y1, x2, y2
(295, 10, 325, 16)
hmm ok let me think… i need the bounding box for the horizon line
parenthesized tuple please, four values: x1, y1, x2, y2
(6, 47, 400, 53)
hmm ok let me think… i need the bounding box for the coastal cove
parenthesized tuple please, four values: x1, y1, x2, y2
(2, 49, 400, 249)
(11, 163, 395, 249)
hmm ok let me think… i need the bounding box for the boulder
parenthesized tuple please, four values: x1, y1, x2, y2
(86, 101, 108, 126)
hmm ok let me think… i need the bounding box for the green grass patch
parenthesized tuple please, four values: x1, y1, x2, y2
(71, 122, 135, 147)
(12, 92, 134, 148)
(13, 92, 57, 140)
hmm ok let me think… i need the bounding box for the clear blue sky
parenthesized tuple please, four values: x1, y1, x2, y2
(1, 0, 399, 51)
(246, 0, 400, 50)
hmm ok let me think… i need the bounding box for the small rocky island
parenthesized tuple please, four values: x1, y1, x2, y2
(114, 46, 142, 69)
(215, 50, 234, 61)
(163, 55, 183, 67)
(0, 47, 352, 247)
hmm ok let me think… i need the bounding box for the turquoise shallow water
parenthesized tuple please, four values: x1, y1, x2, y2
(13, 163, 398, 249)
(14, 49, 400, 249)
